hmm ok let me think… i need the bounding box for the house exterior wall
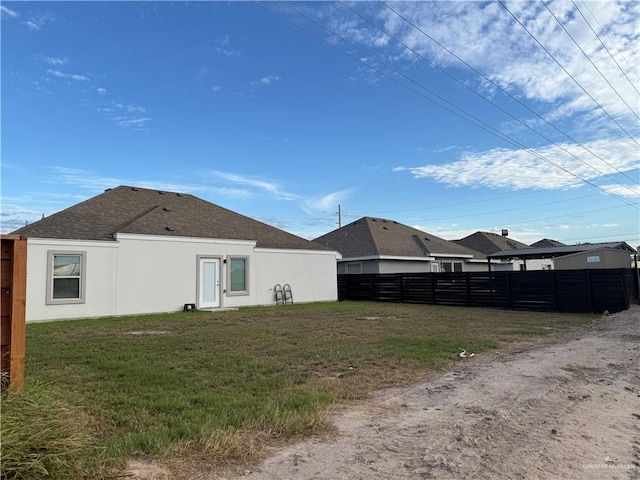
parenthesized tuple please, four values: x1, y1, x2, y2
(255, 248, 338, 304)
(554, 248, 633, 270)
(25, 234, 338, 322)
(25, 239, 119, 322)
(338, 257, 483, 274)
(113, 234, 258, 314)
(338, 259, 433, 274)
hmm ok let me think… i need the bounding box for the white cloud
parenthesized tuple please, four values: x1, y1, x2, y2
(24, 20, 41, 30)
(305, 189, 353, 212)
(39, 56, 69, 66)
(23, 14, 53, 30)
(403, 138, 639, 191)
(1, 6, 19, 20)
(211, 187, 255, 200)
(47, 69, 90, 82)
(98, 102, 150, 129)
(115, 116, 151, 128)
(97, 88, 107, 95)
(601, 184, 640, 198)
(211, 171, 300, 201)
(47, 167, 215, 198)
(214, 35, 241, 57)
(331, 1, 639, 131)
(253, 75, 282, 86)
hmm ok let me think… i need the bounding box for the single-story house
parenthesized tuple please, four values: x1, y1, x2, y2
(454, 231, 532, 271)
(313, 217, 487, 274)
(12, 186, 339, 322)
(530, 238, 566, 248)
(488, 242, 636, 271)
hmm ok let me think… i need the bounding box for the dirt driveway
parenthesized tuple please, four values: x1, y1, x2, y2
(130, 306, 639, 480)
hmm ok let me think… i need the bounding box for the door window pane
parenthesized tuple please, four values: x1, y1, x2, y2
(202, 262, 216, 303)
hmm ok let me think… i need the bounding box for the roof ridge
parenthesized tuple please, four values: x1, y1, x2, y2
(363, 217, 381, 256)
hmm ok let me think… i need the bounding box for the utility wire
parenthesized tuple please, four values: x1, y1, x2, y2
(499, 1, 640, 146)
(346, 186, 543, 210)
(572, 1, 640, 96)
(541, 0, 639, 120)
(339, 0, 639, 195)
(579, 0, 640, 81)
(256, 1, 638, 210)
(430, 203, 629, 232)
(380, 1, 639, 186)
(351, 193, 603, 218)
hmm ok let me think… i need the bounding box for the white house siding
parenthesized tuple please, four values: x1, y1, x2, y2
(25, 239, 118, 322)
(25, 234, 339, 322)
(113, 234, 258, 315)
(255, 248, 338, 304)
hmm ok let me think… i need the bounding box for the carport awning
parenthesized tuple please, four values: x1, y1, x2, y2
(487, 242, 636, 261)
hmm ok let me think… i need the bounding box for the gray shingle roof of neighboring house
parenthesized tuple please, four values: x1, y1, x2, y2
(454, 231, 529, 256)
(530, 238, 567, 248)
(313, 217, 477, 259)
(488, 242, 636, 259)
(12, 185, 330, 251)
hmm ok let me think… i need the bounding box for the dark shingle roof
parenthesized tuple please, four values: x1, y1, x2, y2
(454, 231, 529, 255)
(530, 238, 567, 248)
(12, 185, 329, 251)
(313, 217, 477, 259)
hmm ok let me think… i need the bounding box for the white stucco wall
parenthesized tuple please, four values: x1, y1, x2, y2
(256, 248, 338, 304)
(25, 234, 339, 322)
(113, 234, 258, 314)
(25, 239, 119, 322)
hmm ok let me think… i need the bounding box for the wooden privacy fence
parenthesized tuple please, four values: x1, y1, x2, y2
(338, 268, 637, 314)
(1, 235, 27, 392)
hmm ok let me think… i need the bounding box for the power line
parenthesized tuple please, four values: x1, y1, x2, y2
(338, 0, 639, 195)
(257, 1, 638, 210)
(578, 1, 640, 82)
(498, 1, 639, 147)
(541, 0, 639, 120)
(354, 193, 604, 221)
(379, 2, 639, 186)
(429, 203, 630, 233)
(571, 0, 640, 97)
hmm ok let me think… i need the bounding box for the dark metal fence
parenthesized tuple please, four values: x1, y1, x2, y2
(337, 268, 638, 313)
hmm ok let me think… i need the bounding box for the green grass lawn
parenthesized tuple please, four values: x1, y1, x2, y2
(2, 301, 595, 479)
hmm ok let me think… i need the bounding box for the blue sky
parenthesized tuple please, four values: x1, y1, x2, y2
(2, 1, 639, 248)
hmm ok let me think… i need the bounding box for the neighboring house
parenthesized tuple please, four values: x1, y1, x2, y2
(488, 242, 636, 271)
(530, 238, 567, 248)
(12, 186, 339, 322)
(454, 231, 535, 271)
(313, 217, 485, 274)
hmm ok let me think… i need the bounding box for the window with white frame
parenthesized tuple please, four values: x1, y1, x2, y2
(228, 256, 249, 295)
(441, 262, 463, 273)
(47, 251, 86, 304)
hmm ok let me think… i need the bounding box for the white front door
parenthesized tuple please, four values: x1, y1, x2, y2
(198, 257, 220, 309)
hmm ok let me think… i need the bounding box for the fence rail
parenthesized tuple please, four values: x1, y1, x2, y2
(337, 268, 638, 314)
